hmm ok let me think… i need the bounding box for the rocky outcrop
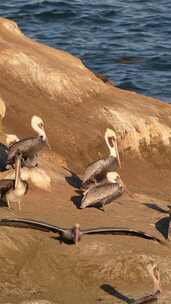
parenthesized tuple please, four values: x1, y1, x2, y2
(0, 18, 171, 171)
(0, 18, 171, 304)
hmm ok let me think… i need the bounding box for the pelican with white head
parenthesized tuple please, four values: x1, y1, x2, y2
(82, 128, 121, 189)
(106, 171, 120, 183)
(7, 115, 50, 168)
(105, 128, 121, 168)
(31, 115, 47, 141)
(6, 134, 19, 146)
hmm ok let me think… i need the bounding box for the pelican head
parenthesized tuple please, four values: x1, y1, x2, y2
(73, 223, 81, 244)
(147, 262, 161, 293)
(106, 171, 120, 184)
(31, 115, 47, 141)
(105, 128, 121, 168)
(6, 134, 19, 146)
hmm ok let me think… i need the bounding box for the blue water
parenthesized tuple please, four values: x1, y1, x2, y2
(0, 0, 171, 102)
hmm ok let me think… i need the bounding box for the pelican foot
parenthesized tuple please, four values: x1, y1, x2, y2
(98, 205, 105, 212)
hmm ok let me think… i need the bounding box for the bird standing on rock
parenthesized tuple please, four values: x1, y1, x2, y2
(80, 172, 125, 210)
(82, 128, 121, 189)
(0, 152, 28, 209)
(7, 115, 50, 168)
(0, 134, 19, 171)
(5, 152, 28, 210)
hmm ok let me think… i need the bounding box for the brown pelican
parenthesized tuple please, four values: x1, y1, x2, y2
(80, 172, 124, 210)
(6, 134, 19, 146)
(0, 218, 164, 245)
(82, 128, 121, 189)
(5, 152, 28, 210)
(0, 152, 28, 209)
(0, 179, 14, 203)
(0, 143, 9, 171)
(7, 116, 49, 168)
(0, 134, 20, 171)
(82, 129, 121, 188)
(134, 263, 161, 304)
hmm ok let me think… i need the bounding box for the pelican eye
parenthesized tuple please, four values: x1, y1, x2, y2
(38, 122, 44, 129)
(108, 136, 115, 147)
(153, 266, 159, 278)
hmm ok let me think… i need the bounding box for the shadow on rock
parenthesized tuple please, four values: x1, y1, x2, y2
(100, 284, 135, 303)
(155, 216, 170, 239)
(71, 189, 83, 209)
(144, 202, 169, 214)
(51, 236, 75, 245)
(63, 167, 82, 189)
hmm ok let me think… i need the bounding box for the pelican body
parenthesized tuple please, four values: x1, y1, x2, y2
(0, 218, 164, 245)
(0, 179, 14, 200)
(5, 152, 28, 210)
(7, 116, 48, 167)
(0, 134, 19, 171)
(7, 137, 44, 166)
(82, 128, 121, 189)
(0, 143, 9, 171)
(134, 263, 161, 303)
(0, 153, 27, 209)
(80, 172, 124, 210)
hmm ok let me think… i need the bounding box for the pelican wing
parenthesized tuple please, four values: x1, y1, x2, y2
(80, 183, 121, 208)
(80, 227, 164, 244)
(8, 137, 44, 163)
(0, 179, 14, 193)
(82, 159, 106, 186)
(0, 143, 9, 171)
(134, 290, 160, 304)
(0, 218, 66, 234)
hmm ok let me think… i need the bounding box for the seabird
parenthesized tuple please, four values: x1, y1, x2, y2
(82, 128, 121, 189)
(0, 134, 19, 171)
(6, 134, 19, 147)
(80, 172, 124, 210)
(5, 152, 28, 210)
(134, 263, 161, 304)
(7, 115, 49, 168)
(0, 218, 164, 245)
(0, 152, 28, 209)
(0, 143, 9, 171)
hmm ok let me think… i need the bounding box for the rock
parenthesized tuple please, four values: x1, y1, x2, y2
(0, 18, 171, 303)
(0, 18, 171, 170)
(20, 301, 55, 304)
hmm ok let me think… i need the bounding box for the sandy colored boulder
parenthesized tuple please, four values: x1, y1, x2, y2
(0, 18, 170, 303)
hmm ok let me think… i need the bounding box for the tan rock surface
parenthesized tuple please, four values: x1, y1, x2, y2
(0, 18, 170, 303)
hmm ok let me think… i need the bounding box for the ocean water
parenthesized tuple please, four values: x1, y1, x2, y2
(0, 0, 171, 102)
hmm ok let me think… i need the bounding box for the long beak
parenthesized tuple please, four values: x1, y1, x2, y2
(154, 267, 162, 293)
(119, 177, 135, 199)
(74, 227, 80, 245)
(15, 155, 21, 188)
(46, 137, 51, 150)
(114, 140, 121, 168)
(124, 184, 135, 199)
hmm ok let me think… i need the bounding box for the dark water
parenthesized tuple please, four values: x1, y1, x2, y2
(0, 0, 171, 102)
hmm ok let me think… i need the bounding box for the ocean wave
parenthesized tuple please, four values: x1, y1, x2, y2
(0, 0, 171, 102)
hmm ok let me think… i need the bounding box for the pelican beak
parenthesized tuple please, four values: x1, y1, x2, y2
(46, 137, 51, 150)
(74, 225, 80, 245)
(154, 266, 162, 293)
(15, 153, 21, 188)
(114, 140, 121, 168)
(124, 183, 135, 199)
